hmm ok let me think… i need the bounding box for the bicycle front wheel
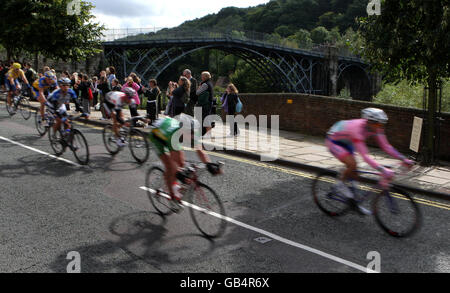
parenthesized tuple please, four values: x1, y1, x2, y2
(70, 129, 89, 165)
(18, 98, 31, 120)
(188, 182, 227, 238)
(35, 112, 47, 136)
(145, 166, 174, 216)
(128, 129, 149, 164)
(102, 125, 120, 155)
(312, 171, 350, 216)
(373, 187, 421, 237)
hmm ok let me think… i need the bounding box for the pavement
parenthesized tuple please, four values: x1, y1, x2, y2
(2, 95, 450, 198)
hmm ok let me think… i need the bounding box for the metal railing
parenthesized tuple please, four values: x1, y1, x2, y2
(100, 28, 361, 58)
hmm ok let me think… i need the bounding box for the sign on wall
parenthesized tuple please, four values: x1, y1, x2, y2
(409, 116, 423, 153)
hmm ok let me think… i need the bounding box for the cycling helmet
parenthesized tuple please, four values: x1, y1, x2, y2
(58, 78, 71, 86)
(122, 87, 136, 97)
(44, 71, 56, 79)
(12, 62, 22, 69)
(361, 107, 388, 124)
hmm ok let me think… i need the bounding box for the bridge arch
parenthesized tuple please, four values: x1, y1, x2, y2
(103, 36, 377, 99)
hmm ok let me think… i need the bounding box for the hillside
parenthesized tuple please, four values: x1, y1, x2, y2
(176, 0, 367, 34)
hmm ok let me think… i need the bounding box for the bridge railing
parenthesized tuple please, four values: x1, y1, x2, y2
(101, 28, 361, 59)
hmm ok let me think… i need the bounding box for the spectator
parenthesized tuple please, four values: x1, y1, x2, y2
(97, 76, 111, 120)
(24, 62, 38, 84)
(78, 74, 92, 118)
(182, 69, 197, 116)
(61, 71, 70, 79)
(70, 72, 82, 112)
(195, 71, 214, 136)
(0, 62, 10, 91)
(143, 78, 160, 123)
(168, 76, 190, 117)
(91, 76, 99, 109)
(221, 83, 240, 136)
(122, 76, 141, 125)
(111, 78, 122, 91)
(129, 72, 143, 95)
(106, 66, 116, 86)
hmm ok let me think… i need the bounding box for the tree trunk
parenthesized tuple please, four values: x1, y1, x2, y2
(34, 52, 39, 71)
(424, 69, 438, 165)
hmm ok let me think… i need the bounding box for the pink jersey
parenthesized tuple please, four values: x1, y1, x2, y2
(121, 82, 141, 105)
(327, 119, 405, 170)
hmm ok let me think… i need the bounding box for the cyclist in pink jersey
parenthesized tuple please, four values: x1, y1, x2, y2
(326, 108, 413, 213)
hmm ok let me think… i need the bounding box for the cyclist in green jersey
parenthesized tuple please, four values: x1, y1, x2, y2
(149, 113, 222, 202)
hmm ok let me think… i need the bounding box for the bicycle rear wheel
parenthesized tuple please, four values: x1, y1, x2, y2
(145, 166, 174, 216)
(312, 171, 350, 216)
(18, 97, 31, 120)
(35, 112, 47, 136)
(373, 187, 421, 237)
(188, 182, 227, 238)
(48, 127, 65, 155)
(128, 129, 149, 164)
(70, 129, 89, 165)
(102, 125, 120, 155)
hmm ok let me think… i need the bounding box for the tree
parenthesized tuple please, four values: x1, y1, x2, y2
(310, 26, 331, 44)
(0, 0, 104, 62)
(359, 0, 450, 164)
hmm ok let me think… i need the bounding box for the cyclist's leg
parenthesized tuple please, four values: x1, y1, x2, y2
(38, 94, 47, 119)
(325, 138, 357, 197)
(160, 152, 178, 198)
(5, 79, 14, 106)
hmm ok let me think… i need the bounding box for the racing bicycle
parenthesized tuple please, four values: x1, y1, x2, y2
(145, 161, 227, 238)
(102, 115, 150, 164)
(312, 164, 421, 237)
(48, 114, 90, 165)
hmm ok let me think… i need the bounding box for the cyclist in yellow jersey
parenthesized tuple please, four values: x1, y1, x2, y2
(34, 71, 58, 124)
(5, 63, 30, 112)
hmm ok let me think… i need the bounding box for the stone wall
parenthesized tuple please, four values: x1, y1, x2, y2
(237, 93, 450, 160)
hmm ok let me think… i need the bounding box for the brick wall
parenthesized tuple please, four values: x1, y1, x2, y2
(237, 93, 450, 160)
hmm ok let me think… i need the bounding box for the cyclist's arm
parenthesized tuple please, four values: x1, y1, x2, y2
(374, 130, 406, 161)
(353, 139, 383, 171)
(20, 71, 29, 85)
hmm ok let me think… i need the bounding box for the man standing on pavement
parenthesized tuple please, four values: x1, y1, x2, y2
(182, 69, 197, 116)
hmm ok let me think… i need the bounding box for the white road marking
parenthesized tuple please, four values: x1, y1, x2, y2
(140, 186, 377, 273)
(0, 135, 81, 167)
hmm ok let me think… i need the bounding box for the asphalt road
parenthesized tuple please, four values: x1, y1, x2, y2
(0, 105, 449, 273)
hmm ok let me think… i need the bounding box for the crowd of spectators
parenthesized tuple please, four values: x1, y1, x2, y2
(1, 60, 241, 136)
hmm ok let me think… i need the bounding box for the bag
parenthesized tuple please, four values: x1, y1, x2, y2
(88, 88, 93, 101)
(235, 97, 243, 113)
(197, 90, 210, 107)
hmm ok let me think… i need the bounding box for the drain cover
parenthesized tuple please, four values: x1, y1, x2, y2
(254, 237, 272, 244)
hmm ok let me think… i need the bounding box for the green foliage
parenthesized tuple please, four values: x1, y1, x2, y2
(373, 80, 450, 112)
(230, 61, 273, 93)
(0, 0, 104, 61)
(358, 0, 450, 84)
(337, 87, 352, 99)
(310, 26, 331, 44)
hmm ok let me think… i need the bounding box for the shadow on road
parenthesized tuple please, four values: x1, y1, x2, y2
(48, 211, 221, 272)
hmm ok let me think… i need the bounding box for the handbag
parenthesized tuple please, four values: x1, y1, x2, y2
(235, 97, 243, 113)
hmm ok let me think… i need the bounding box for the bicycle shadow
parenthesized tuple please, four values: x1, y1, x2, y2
(0, 154, 91, 179)
(47, 211, 218, 272)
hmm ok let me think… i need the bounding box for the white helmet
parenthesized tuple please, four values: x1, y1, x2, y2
(361, 108, 388, 124)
